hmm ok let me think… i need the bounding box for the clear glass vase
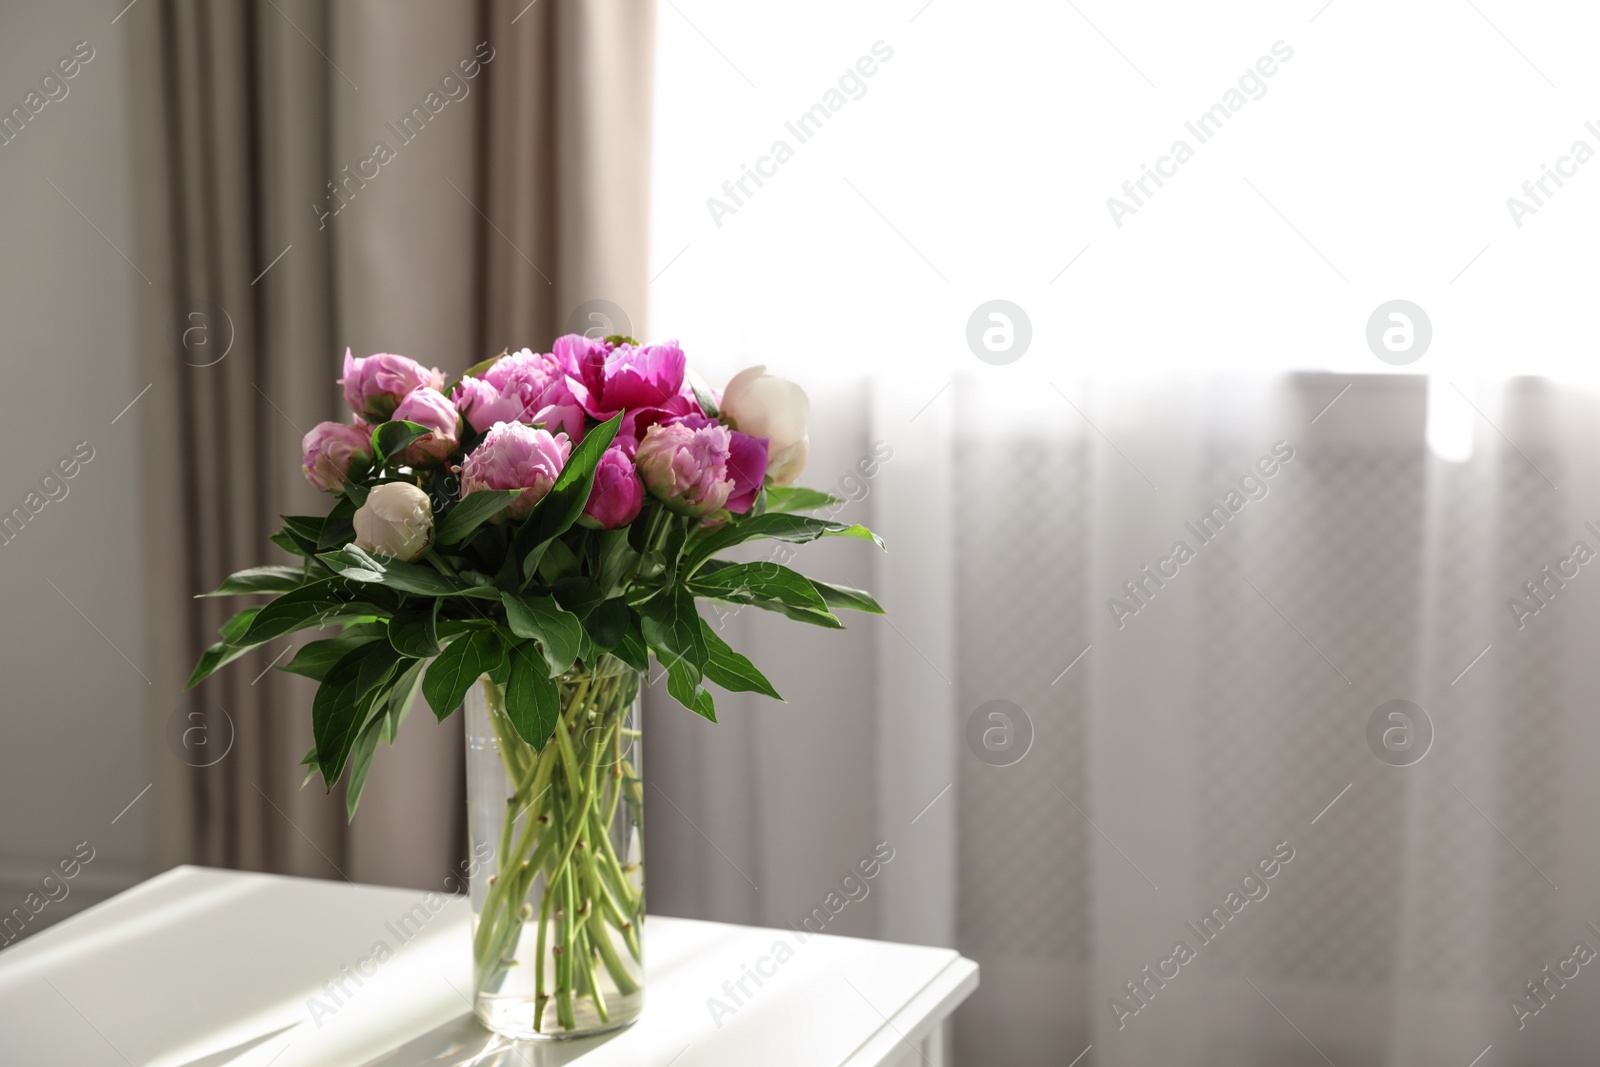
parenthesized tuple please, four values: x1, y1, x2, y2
(464, 656, 644, 1039)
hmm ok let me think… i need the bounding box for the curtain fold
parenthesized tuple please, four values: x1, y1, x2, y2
(127, 0, 654, 890)
(645, 370, 1600, 1065)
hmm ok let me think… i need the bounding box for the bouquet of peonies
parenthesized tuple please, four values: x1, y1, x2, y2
(188, 334, 883, 1037)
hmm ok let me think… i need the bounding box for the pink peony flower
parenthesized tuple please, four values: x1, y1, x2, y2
(301, 421, 373, 493)
(391, 387, 460, 466)
(450, 376, 508, 428)
(669, 413, 768, 514)
(634, 421, 736, 518)
(459, 421, 571, 519)
(341, 349, 445, 421)
(552, 333, 613, 383)
(723, 429, 770, 514)
(564, 337, 687, 421)
(452, 348, 586, 441)
(581, 446, 644, 529)
(556, 335, 712, 457)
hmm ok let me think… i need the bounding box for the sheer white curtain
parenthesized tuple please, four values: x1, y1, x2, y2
(644, 371, 1600, 1065)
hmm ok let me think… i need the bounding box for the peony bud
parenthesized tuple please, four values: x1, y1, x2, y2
(301, 421, 373, 493)
(459, 421, 571, 519)
(391, 387, 460, 466)
(340, 349, 445, 422)
(580, 447, 644, 529)
(353, 482, 433, 562)
(635, 421, 734, 518)
(721, 366, 810, 485)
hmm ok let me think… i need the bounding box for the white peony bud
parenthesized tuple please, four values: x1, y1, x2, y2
(353, 482, 433, 562)
(721, 366, 810, 486)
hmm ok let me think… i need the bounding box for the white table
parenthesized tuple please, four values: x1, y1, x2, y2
(0, 866, 977, 1066)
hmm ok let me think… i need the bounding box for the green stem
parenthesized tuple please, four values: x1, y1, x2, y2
(587, 903, 639, 996)
(533, 856, 555, 1031)
(471, 660, 644, 1033)
(579, 924, 609, 1022)
(474, 682, 558, 973)
(643, 506, 668, 555)
(557, 864, 576, 1029)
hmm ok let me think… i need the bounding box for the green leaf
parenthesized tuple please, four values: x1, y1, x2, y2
(296, 744, 322, 787)
(281, 515, 326, 543)
(639, 587, 705, 676)
(612, 622, 649, 672)
(371, 420, 431, 464)
(237, 582, 339, 644)
(687, 370, 720, 419)
(660, 521, 689, 574)
(220, 606, 263, 644)
(186, 641, 251, 689)
(186, 607, 268, 688)
(639, 587, 710, 716)
(344, 718, 384, 821)
(313, 642, 403, 786)
(437, 618, 491, 638)
(388, 602, 441, 657)
(270, 529, 312, 559)
(515, 413, 624, 580)
(537, 537, 582, 583)
(501, 591, 584, 675)
(458, 568, 500, 589)
(486, 639, 513, 687)
(687, 562, 843, 624)
(684, 684, 717, 722)
(687, 561, 835, 617)
(436, 489, 522, 545)
(551, 576, 605, 620)
(422, 629, 504, 720)
(316, 546, 394, 583)
(809, 577, 886, 614)
(380, 657, 426, 742)
(272, 515, 325, 558)
(199, 566, 307, 598)
(595, 528, 639, 598)
(762, 486, 842, 513)
(584, 598, 630, 651)
(747, 600, 846, 629)
(504, 642, 562, 748)
(700, 619, 783, 700)
(318, 496, 357, 551)
(240, 579, 389, 645)
(683, 513, 884, 575)
(282, 631, 382, 682)
(319, 545, 467, 598)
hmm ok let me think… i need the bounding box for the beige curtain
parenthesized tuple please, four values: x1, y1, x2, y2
(126, 0, 654, 889)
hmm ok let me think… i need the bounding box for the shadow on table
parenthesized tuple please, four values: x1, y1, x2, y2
(172, 1024, 299, 1067)
(362, 1012, 624, 1067)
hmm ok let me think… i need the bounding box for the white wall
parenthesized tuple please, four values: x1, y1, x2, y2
(649, 2, 1600, 388)
(0, 0, 148, 943)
